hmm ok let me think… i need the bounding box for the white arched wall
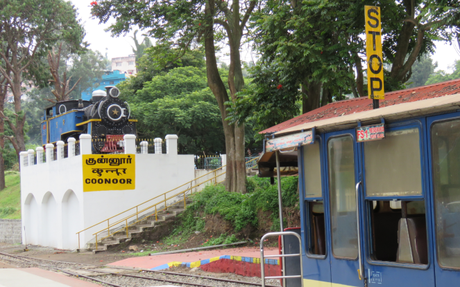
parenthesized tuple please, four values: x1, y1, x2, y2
(41, 192, 58, 247)
(61, 189, 80, 250)
(24, 194, 39, 245)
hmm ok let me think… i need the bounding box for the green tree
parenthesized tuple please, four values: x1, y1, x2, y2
(426, 60, 460, 85)
(67, 50, 109, 99)
(119, 46, 206, 100)
(122, 65, 225, 155)
(406, 55, 437, 88)
(92, 0, 261, 193)
(0, 0, 85, 154)
(232, 0, 460, 133)
(131, 30, 153, 64)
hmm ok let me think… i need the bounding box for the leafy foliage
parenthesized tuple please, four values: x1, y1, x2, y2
(426, 60, 460, 85)
(67, 49, 110, 99)
(0, 0, 85, 156)
(118, 50, 226, 155)
(91, 0, 261, 193)
(180, 176, 299, 232)
(406, 55, 438, 88)
(232, 0, 460, 133)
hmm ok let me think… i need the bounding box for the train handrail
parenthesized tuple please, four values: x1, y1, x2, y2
(260, 231, 303, 287)
(76, 157, 258, 250)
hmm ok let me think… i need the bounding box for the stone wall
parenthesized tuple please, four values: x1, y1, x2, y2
(0, 219, 22, 244)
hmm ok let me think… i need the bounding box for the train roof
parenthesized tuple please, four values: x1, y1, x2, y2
(261, 78, 460, 136)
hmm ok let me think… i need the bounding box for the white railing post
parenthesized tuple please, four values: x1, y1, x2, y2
(68, 137, 76, 157)
(124, 134, 136, 154)
(165, 134, 178, 155)
(57, 141, 64, 160)
(80, 134, 92, 155)
(45, 144, 54, 163)
(36, 147, 44, 164)
(140, 141, 148, 154)
(19, 151, 28, 168)
(27, 149, 35, 166)
(154, 138, 162, 154)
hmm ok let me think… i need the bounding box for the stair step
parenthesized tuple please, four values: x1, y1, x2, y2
(86, 198, 194, 253)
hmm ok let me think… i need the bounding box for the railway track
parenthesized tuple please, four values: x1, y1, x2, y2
(0, 251, 280, 287)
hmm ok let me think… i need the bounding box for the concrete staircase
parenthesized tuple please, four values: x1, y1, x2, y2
(87, 206, 187, 253)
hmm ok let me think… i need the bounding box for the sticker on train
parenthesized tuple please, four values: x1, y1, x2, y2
(356, 123, 385, 142)
(83, 154, 135, 192)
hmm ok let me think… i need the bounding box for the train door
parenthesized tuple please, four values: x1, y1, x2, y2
(427, 113, 460, 286)
(360, 121, 436, 286)
(325, 130, 364, 287)
(300, 137, 332, 286)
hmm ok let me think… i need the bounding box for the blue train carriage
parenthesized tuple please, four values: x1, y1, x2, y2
(41, 86, 137, 153)
(257, 79, 460, 287)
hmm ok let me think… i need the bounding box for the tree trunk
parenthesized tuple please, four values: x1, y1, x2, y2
(226, 4, 246, 194)
(0, 80, 7, 190)
(302, 80, 322, 113)
(9, 66, 27, 154)
(204, 0, 246, 193)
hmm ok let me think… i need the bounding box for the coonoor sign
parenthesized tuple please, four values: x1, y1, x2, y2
(83, 154, 135, 192)
(365, 5, 384, 100)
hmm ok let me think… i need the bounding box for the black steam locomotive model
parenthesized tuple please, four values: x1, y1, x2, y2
(41, 86, 137, 153)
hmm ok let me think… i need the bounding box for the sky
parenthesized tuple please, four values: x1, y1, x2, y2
(71, 1, 460, 72)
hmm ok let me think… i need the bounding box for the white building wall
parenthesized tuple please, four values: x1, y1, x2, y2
(20, 134, 194, 250)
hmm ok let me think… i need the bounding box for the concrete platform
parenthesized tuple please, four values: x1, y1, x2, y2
(0, 268, 101, 287)
(109, 246, 281, 277)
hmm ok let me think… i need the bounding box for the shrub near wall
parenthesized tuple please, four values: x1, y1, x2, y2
(0, 219, 22, 244)
(179, 176, 299, 236)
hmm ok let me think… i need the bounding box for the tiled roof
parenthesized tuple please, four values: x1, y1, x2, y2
(260, 78, 460, 134)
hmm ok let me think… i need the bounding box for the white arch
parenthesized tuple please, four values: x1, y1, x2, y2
(61, 189, 80, 250)
(41, 192, 58, 247)
(24, 194, 39, 245)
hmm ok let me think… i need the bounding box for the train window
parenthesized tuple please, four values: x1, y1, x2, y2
(303, 142, 322, 198)
(370, 200, 428, 264)
(328, 135, 358, 259)
(307, 201, 326, 256)
(431, 119, 460, 268)
(364, 128, 422, 197)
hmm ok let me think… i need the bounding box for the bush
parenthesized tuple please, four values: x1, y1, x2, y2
(166, 176, 299, 245)
(187, 176, 298, 231)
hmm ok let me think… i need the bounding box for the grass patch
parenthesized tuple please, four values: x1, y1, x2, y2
(0, 171, 21, 219)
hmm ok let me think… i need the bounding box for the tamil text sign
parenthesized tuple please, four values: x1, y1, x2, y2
(266, 131, 313, 152)
(83, 154, 135, 192)
(365, 6, 385, 100)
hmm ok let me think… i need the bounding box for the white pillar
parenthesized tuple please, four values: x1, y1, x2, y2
(45, 144, 54, 163)
(165, 134, 178, 155)
(154, 138, 162, 154)
(67, 137, 76, 157)
(36, 147, 44, 164)
(19, 151, 28, 168)
(80, 134, 92, 155)
(27, 149, 35, 166)
(124, 134, 136, 154)
(56, 141, 65, 160)
(140, 141, 148, 154)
